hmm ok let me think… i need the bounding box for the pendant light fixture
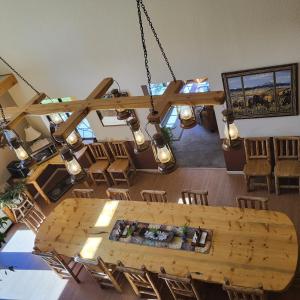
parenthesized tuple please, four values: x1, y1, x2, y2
(65, 130, 84, 152)
(152, 133, 176, 174)
(128, 118, 149, 153)
(136, 0, 178, 173)
(60, 147, 86, 183)
(222, 108, 241, 151)
(177, 105, 197, 129)
(110, 88, 132, 120)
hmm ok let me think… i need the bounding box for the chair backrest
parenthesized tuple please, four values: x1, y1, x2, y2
(72, 189, 95, 198)
(116, 261, 161, 299)
(140, 190, 168, 203)
(236, 196, 269, 210)
(108, 141, 129, 159)
(181, 190, 208, 206)
(89, 143, 110, 161)
(244, 138, 271, 161)
(11, 192, 34, 222)
(158, 267, 202, 300)
(273, 136, 300, 161)
(223, 279, 266, 300)
(106, 188, 131, 200)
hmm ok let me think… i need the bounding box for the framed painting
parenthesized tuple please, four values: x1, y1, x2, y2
(222, 63, 298, 119)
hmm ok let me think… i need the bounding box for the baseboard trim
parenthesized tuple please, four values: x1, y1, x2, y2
(227, 170, 244, 175)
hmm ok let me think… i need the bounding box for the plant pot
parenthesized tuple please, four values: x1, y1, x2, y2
(2, 206, 16, 223)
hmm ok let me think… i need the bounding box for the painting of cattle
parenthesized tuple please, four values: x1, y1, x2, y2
(222, 64, 298, 119)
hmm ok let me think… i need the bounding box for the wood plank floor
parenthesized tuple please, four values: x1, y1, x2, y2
(29, 168, 300, 299)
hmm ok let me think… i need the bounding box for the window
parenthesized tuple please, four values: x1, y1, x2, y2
(41, 97, 95, 140)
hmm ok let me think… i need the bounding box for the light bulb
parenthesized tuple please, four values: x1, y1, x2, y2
(133, 129, 145, 145)
(157, 146, 172, 164)
(224, 123, 239, 140)
(116, 108, 125, 112)
(179, 106, 193, 120)
(65, 158, 82, 175)
(66, 131, 78, 145)
(50, 113, 63, 125)
(14, 146, 29, 160)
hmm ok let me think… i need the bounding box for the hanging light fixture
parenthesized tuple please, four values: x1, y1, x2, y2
(128, 118, 149, 153)
(0, 104, 32, 165)
(222, 109, 241, 151)
(177, 105, 197, 129)
(152, 133, 176, 174)
(110, 88, 132, 120)
(49, 113, 64, 125)
(65, 130, 84, 152)
(60, 147, 86, 183)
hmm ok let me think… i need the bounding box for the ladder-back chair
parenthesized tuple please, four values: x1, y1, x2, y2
(32, 248, 83, 283)
(158, 267, 202, 300)
(107, 141, 136, 186)
(72, 188, 95, 198)
(11, 191, 35, 222)
(106, 188, 131, 200)
(140, 190, 168, 203)
(243, 138, 272, 193)
(223, 279, 266, 300)
(74, 255, 122, 292)
(273, 136, 300, 195)
(116, 261, 161, 299)
(88, 143, 112, 186)
(236, 196, 269, 210)
(181, 190, 209, 206)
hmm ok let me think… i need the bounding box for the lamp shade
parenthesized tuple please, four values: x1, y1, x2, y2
(24, 126, 42, 142)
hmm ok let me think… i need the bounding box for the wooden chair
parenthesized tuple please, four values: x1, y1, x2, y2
(140, 190, 167, 203)
(72, 188, 95, 198)
(74, 255, 122, 292)
(116, 261, 161, 299)
(243, 138, 272, 193)
(106, 188, 131, 200)
(88, 143, 112, 186)
(158, 267, 202, 300)
(273, 136, 300, 195)
(236, 196, 269, 210)
(223, 279, 266, 300)
(11, 192, 35, 222)
(107, 141, 136, 186)
(21, 206, 46, 232)
(32, 247, 83, 283)
(181, 190, 208, 206)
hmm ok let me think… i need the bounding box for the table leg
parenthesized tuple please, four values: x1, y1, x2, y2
(32, 181, 51, 204)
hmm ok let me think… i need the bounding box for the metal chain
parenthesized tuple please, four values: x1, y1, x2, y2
(139, 0, 176, 82)
(136, 0, 155, 112)
(0, 104, 7, 126)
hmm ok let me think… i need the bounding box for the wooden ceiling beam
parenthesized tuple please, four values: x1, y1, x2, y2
(87, 77, 114, 99)
(0, 74, 17, 97)
(7, 93, 47, 129)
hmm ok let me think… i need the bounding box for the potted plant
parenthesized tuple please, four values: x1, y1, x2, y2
(0, 182, 27, 223)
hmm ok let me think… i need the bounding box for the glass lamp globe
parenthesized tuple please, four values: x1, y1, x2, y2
(224, 123, 239, 140)
(157, 146, 172, 164)
(50, 113, 63, 125)
(133, 129, 145, 145)
(14, 145, 29, 160)
(66, 131, 78, 145)
(179, 106, 193, 120)
(65, 158, 82, 175)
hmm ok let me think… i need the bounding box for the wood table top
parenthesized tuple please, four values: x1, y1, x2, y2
(35, 198, 298, 292)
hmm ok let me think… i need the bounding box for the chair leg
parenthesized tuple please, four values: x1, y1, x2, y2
(123, 171, 131, 187)
(109, 172, 117, 185)
(89, 172, 96, 185)
(266, 176, 271, 194)
(275, 176, 280, 195)
(103, 171, 112, 187)
(299, 177, 300, 194)
(245, 175, 251, 192)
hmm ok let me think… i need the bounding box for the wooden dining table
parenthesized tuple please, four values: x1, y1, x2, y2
(34, 198, 298, 292)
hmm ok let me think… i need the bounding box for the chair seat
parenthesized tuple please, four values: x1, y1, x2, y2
(88, 160, 109, 173)
(107, 159, 129, 173)
(243, 160, 271, 176)
(274, 160, 300, 177)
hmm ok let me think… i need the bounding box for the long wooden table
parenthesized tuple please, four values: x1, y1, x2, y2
(35, 198, 298, 292)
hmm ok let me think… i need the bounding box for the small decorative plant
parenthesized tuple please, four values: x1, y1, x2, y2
(161, 126, 174, 145)
(0, 182, 26, 209)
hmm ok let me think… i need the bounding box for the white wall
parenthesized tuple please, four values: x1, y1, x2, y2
(0, 0, 300, 140)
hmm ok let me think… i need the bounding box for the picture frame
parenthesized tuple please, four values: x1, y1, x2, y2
(222, 63, 298, 119)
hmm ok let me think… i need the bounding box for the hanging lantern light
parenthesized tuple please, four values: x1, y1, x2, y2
(50, 113, 64, 125)
(222, 109, 241, 151)
(111, 89, 132, 120)
(152, 133, 176, 174)
(128, 118, 149, 153)
(177, 105, 197, 129)
(3, 129, 32, 164)
(60, 147, 86, 183)
(65, 130, 84, 152)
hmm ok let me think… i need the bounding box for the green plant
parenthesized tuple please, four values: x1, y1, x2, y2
(0, 182, 26, 208)
(161, 127, 174, 145)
